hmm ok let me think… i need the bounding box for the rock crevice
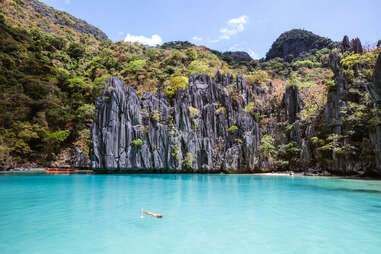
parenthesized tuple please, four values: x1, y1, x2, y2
(91, 74, 262, 172)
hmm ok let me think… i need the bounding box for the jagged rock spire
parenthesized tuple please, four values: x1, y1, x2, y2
(341, 35, 363, 54)
(368, 53, 381, 103)
(283, 85, 303, 123)
(351, 38, 363, 54)
(341, 35, 351, 52)
(91, 73, 261, 172)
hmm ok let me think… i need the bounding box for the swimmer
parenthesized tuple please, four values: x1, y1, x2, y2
(141, 208, 164, 219)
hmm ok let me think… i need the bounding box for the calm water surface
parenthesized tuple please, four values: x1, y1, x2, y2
(0, 175, 381, 254)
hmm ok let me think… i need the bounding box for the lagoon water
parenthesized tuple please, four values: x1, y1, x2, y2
(0, 175, 381, 254)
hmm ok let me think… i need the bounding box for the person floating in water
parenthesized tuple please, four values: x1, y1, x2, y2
(141, 208, 164, 219)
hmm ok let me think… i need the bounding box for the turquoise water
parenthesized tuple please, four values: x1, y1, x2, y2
(0, 175, 381, 254)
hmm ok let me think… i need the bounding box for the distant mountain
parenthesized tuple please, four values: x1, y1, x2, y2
(1, 0, 108, 41)
(160, 41, 253, 67)
(220, 51, 253, 66)
(160, 41, 195, 50)
(266, 29, 336, 61)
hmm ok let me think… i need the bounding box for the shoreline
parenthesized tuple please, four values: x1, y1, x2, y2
(1, 168, 380, 180)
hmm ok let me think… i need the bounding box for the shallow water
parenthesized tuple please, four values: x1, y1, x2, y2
(0, 175, 381, 254)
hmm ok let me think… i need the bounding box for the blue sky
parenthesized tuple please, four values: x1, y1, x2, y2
(42, 0, 380, 59)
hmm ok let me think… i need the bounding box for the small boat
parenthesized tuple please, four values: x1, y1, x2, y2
(45, 168, 77, 174)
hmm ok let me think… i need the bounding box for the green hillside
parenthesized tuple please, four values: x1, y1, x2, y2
(0, 0, 380, 172)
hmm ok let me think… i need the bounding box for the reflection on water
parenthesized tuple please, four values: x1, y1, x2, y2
(0, 175, 380, 254)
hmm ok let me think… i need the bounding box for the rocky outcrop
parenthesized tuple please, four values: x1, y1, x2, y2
(26, 0, 109, 40)
(221, 51, 253, 65)
(91, 74, 262, 172)
(368, 53, 381, 103)
(341, 35, 363, 54)
(91, 53, 381, 177)
(266, 29, 335, 61)
(324, 51, 350, 173)
(160, 41, 194, 50)
(341, 36, 351, 52)
(51, 146, 90, 168)
(283, 85, 303, 123)
(319, 51, 381, 176)
(368, 53, 381, 174)
(351, 38, 363, 54)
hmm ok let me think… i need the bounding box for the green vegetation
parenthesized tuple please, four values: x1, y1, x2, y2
(0, 2, 232, 166)
(341, 52, 378, 69)
(244, 70, 270, 86)
(164, 76, 188, 99)
(67, 43, 85, 59)
(266, 29, 335, 60)
(340, 50, 379, 81)
(171, 146, 179, 162)
(277, 142, 301, 168)
(215, 105, 226, 115)
(244, 102, 255, 114)
(132, 139, 143, 147)
(182, 152, 193, 169)
(161, 41, 194, 50)
(127, 59, 146, 72)
(292, 60, 321, 69)
(0, 0, 379, 172)
(259, 135, 276, 160)
(227, 125, 239, 133)
(48, 130, 70, 143)
(188, 106, 199, 119)
(151, 110, 160, 121)
(1, 0, 107, 43)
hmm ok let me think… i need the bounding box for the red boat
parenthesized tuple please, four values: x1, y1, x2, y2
(45, 168, 77, 174)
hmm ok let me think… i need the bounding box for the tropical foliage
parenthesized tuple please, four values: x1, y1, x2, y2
(0, 0, 379, 170)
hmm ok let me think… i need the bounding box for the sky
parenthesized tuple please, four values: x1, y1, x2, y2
(41, 0, 380, 59)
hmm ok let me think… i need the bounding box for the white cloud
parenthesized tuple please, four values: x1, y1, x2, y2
(220, 15, 248, 39)
(227, 44, 259, 60)
(228, 15, 249, 25)
(248, 49, 259, 60)
(124, 34, 162, 46)
(192, 36, 203, 42)
(208, 15, 248, 43)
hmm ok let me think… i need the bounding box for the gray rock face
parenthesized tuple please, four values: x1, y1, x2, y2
(341, 36, 351, 52)
(368, 54, 381, 102)
(283, 85, 303, 123)
(369, 53, 381, 174)
(340, 35, 363, 54)
(91, 74, 262, 172)
(221, 51, 253, 65)
(266, 29, 335, 61)
(90, 53, 381, 177)
(51, 146, 90, 168)
(374, 53, 381, 91)
(321, 51, 381, 176)
(26, 0, 109, 40)
(351, 38, 363, 54)
(323, 51, 356, 173)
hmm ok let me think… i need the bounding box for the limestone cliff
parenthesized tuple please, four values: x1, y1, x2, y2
(314, 47, 381, 176)
(91, 73, 262, 172)
(368, 53, 381, 173)
(91, 51, 381, 176)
